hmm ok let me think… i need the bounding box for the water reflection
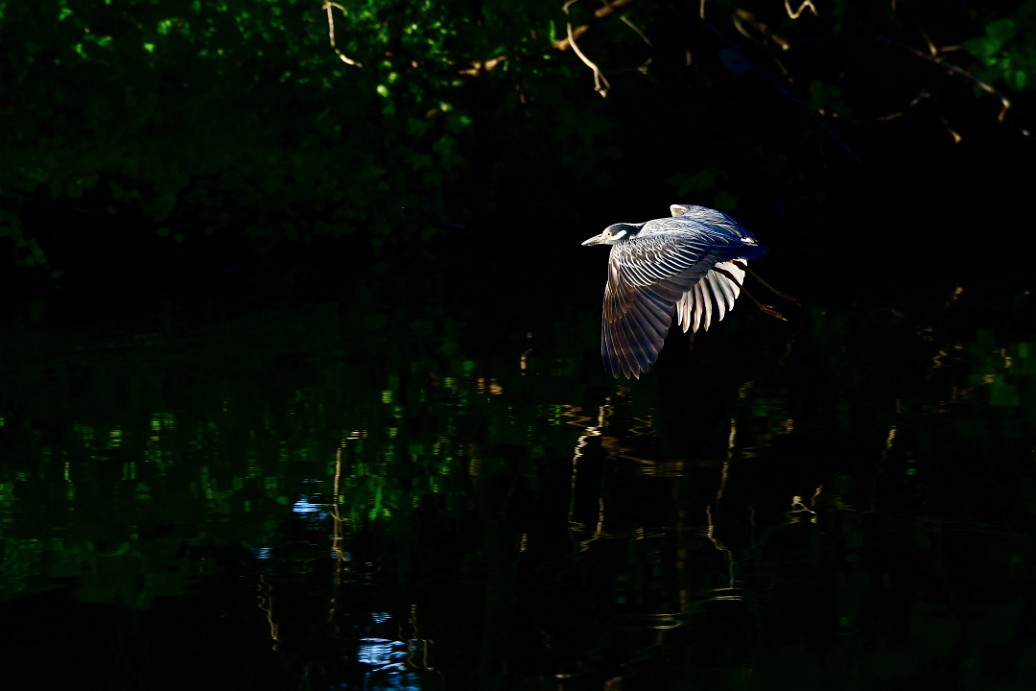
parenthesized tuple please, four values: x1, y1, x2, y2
(1, 286, 1035, 690)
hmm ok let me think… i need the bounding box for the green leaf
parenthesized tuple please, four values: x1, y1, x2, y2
(986, 18, 1016, 46)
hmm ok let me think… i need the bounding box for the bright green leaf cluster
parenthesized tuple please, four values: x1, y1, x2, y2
(963, 4, 1036, 92)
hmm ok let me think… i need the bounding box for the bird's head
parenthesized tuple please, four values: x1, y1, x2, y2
(581, 223, 641, 247)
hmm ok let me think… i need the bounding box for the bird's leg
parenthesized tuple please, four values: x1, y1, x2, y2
(746, 266, 801, 307)
(740, 267, 800, 323)
(742, 288, 789, 322)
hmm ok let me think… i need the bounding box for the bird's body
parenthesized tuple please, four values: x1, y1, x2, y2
(582, 204, 768, 379)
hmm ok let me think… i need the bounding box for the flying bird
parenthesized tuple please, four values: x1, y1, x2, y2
(582, 204, 769, 379)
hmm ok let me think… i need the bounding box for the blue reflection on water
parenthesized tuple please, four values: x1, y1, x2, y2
(293, 494, 329, 519)
(351, 611, 424, 690)
(357, 637, 407, 669)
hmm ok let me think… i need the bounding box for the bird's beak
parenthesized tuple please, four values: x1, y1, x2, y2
(582, 233, 605, 246)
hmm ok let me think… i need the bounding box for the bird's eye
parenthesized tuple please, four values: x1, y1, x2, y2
(604, 230, 612, 237)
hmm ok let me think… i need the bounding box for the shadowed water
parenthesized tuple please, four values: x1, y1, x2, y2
(2, 275, 1035, 690)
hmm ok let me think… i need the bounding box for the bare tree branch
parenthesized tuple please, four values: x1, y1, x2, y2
(562, 0, 611, 97)
(323, 2, 362, 68)
(784, 1, 818, 20)
(554, 0, 637, 52)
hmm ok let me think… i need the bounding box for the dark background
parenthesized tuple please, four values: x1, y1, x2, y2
(3, 0, 1034, 329)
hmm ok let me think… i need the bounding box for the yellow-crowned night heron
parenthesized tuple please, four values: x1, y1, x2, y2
(582, 204, 768, 379)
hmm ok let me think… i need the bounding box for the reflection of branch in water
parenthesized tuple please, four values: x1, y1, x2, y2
(331, 431, 367, 580)
(785, 486, 822, 524)
(570, 393, 676, 475)
(565, 400, 616, 548)
(562, 403, 597, 533)
(705, 504, 738, 596)
(643, 612, 683, 630)
(405, 604, 437, 671)
(701, 415, 753, 599)
(870, 426, 897, 512)
(257, 575, 279, 651)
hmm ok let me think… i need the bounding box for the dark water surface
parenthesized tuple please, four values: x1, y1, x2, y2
(2, 272, 1035, 691)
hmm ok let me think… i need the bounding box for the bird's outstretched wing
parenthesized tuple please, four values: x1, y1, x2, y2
(600, 224, 762, 379)
(675, 260, 748, 334)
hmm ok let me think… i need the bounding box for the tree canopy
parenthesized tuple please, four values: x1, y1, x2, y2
(2, 1, 1034, 302)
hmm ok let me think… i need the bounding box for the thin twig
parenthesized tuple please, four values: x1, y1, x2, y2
(323, 2, 362, 68)
(882, 36, 1015, 127)
(619, 15, 651, 49)
(784, 1, 818, 20)
(804, 33, 1028, 137)
(619, 15, 654, 72)
(562, 0, 610, 96)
